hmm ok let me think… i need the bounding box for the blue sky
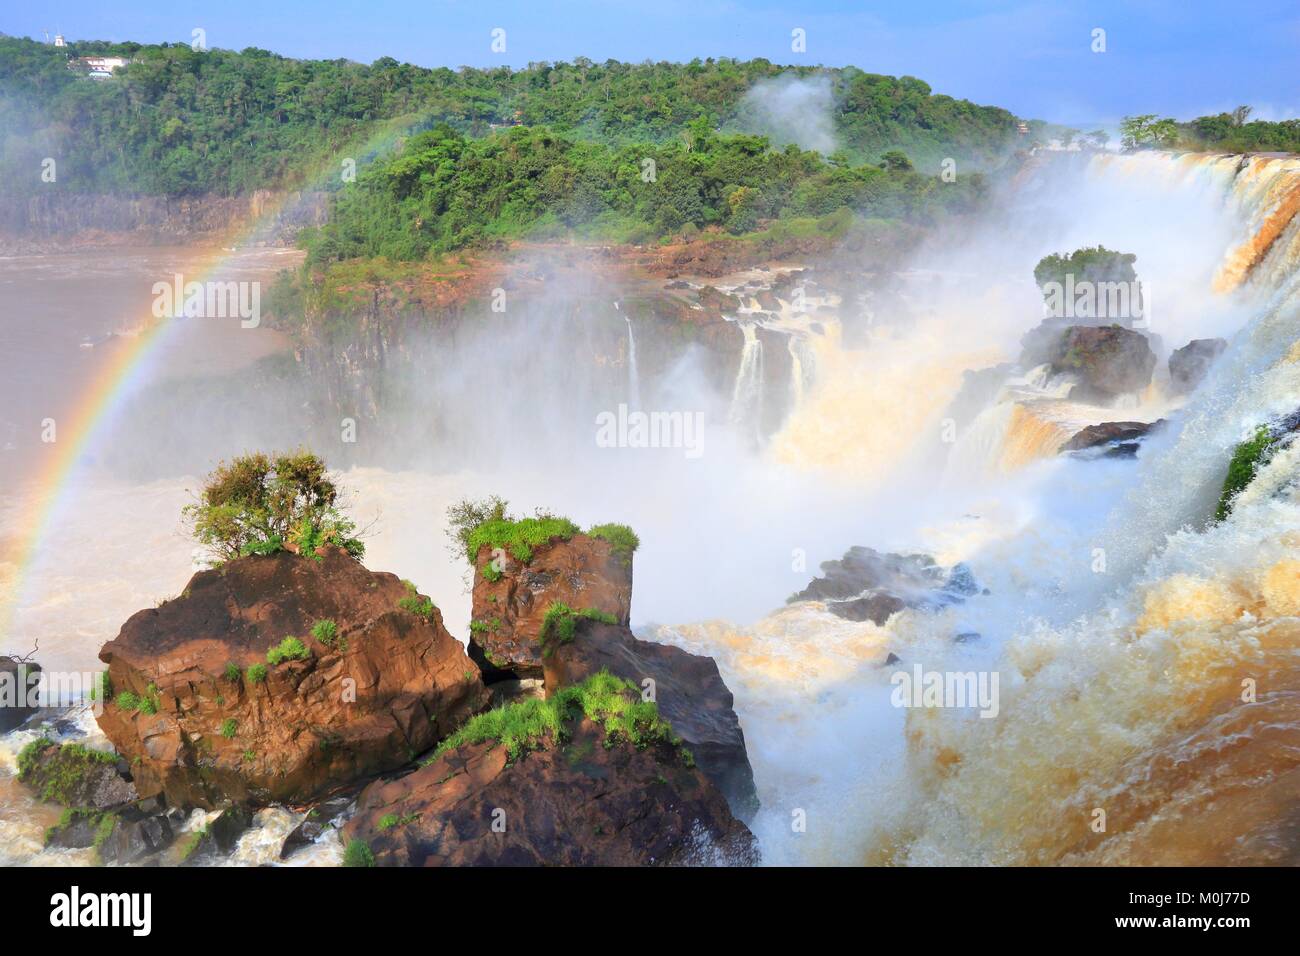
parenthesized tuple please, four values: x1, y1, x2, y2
(7, 1, 1298, 125)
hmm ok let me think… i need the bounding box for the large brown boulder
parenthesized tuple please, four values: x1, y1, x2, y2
(343, 679, 757, 866)
(542, 619, 759, 821)
(469, 534, 632, 678)
(1050, 325, 1156, 399)
(96, 548, 488, 810)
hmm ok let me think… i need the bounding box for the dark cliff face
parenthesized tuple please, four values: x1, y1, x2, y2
(0, 190, 328, 252)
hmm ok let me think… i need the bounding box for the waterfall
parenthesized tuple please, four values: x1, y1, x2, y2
(729, 321, 765, 436)
(662, 151, 1300, 865)
(787, 334, 806, 411)
(620, 304, 641, 409)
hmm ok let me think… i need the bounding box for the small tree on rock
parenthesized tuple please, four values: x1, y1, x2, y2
(184, 450, 364, 564)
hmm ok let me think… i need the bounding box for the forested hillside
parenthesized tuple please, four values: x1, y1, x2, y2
(0, 35, 1022, 197)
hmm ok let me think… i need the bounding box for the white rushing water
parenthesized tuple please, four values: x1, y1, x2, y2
(2, 152, 1299, 865)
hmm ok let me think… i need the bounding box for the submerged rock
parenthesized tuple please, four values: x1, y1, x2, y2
(469, 533, 632, 678)
(343, 676, 757, 866)
(542, 619, 759, 821)
(1169, 337, 1227, 394)
(789, 546, 977, 624)
(96, 548, 488, 810)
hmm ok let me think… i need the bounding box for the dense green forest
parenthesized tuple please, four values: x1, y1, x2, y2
(300, 120, 987, 262)
(0, 35, 1022, 196)
(1120, 108, 1300, 153)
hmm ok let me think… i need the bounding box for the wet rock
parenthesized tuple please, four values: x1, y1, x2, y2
(344, 708, 757, 866)
(98, 808, 175, 865)
(791, 546, 982, 624)
(179, 804, 253, 864)
(542, 620, 759, 821)
(1062, 419, 1165, 452)
(280, 795, 354, 861)
(469, 534, 632, 678)
(1169, 338, 1227, 394)
(96, 548, 489, 810)
(0, 657, 40, 732)
(1049, 325, 1156, 399)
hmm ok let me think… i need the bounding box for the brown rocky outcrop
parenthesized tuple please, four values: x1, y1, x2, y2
(343, 711, 757, 866)
(96, 548, 488, 810)
(469, 535, 632, 678)
(1169, 338, 1227, 394)
(1049, 325, 1157, 399)
(542, 620, 759, 821)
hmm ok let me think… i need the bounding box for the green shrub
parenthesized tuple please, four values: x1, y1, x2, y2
(219, 718, 238, 739)
(397, 581, 436, 620)
(311, 619, 345, 650)
(343, 838, 375, 867)
(182, 450, 365, 565)
(223, 662, 242, 682)
(267, 636, 310, 665)
(246, 664, 268, 684)
(115, 691, 140, 711)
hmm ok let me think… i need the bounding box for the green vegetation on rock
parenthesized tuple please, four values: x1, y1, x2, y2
(586, 523, 640, 557)
(246, 663, 268, 684)
(397, 581, 437, 620)
(311, 618, 346, 651)
(1216, 425, 1278, 521)
(428, 670, 681, 764)
(267, 636, 311, 665)
(343, 838, 376, 867)
(16, 739, 119, 806)
(538, 602, 619, 657)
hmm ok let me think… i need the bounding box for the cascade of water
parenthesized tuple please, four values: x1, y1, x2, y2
(622, 309, 641, 409)
(729, 321, 765, 436)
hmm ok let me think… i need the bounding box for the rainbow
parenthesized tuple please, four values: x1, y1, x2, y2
(0, 114, 421, 647)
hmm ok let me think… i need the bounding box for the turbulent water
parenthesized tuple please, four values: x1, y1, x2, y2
(2, 152, 1299, 865)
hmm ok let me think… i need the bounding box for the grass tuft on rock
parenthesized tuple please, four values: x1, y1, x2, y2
(267, 636, 310, 665)
(586, 523, 640, 556)
(428, 670, 680, 764)
(538, 602, 618, 657)
(397, 580, 437, 620)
